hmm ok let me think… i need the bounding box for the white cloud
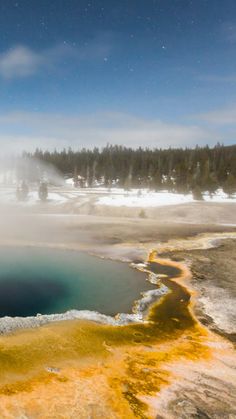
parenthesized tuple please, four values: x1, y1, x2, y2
(0, 35, 114, 79)
(0, 111, 217, 153)
(0, 46, 43, 78)
(198, 105, 236, 125)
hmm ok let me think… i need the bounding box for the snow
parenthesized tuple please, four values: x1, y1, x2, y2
(0, 188, 73, 205)
(0, 185, 235, 208)
(96, 189, 236, 208)
(97, 191, 193, 207)
(46, 192, 69, 204)
(204, 189, 236, 203)
(65, 178, 74, 186)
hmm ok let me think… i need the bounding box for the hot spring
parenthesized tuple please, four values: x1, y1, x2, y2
(0, 247, 155, 317)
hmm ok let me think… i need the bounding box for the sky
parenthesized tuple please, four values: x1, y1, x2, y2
(0, 0, 236, 151)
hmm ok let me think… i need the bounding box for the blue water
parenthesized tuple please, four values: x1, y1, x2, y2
(0, 247, 154, 317)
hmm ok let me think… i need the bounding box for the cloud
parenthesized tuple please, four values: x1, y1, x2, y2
(197, 105, 236, 125)
(198, 74, 236, 83)
(0, 44, 70, 79)
(0, 111, 217, 153)
(0, 46, 43, 78)
(0, 34, 113, 79)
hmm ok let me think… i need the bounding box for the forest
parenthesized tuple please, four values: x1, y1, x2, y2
(24, 143, 236, 198)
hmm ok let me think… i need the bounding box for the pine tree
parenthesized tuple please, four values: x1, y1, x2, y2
(24, 144, 236, 194)
(223, 173, 236, 197)
(192, 185, 204, 201)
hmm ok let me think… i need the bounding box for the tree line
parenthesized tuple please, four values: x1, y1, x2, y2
(25, 143, 236, 198)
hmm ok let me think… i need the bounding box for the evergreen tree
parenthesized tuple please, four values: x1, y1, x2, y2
(223, 173, 236, 197)
(23, 143, 236, 194)
(192, 185, 204, 201)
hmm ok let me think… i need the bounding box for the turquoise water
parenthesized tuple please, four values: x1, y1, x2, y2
(0, 247, 154, 317)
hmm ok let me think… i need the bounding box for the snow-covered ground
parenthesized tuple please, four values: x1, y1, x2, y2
(0, 185, 235, 208)
(0, 189, 76, 205)
(97, 191, 194, 207)
(96, 189, 236, 207)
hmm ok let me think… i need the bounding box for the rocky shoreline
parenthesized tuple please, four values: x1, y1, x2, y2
(161, 238, 236, 344)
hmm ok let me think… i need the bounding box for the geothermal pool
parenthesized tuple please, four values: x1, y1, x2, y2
(0, 247, 155, 317)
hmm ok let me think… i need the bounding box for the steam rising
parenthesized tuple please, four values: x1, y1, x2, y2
(0, 154, 64, 187)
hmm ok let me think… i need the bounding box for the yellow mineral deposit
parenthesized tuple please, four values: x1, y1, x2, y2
(0, 247, 232, 419)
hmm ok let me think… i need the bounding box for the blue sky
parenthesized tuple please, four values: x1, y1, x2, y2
(0, 0, 236, 151)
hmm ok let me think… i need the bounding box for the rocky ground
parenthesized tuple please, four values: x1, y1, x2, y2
(160, 239, 236, 344)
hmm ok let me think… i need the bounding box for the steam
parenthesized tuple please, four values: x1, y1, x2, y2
(0, 154, 64, 187)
